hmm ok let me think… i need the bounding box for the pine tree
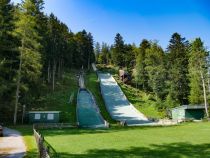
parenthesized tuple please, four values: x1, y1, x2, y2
(188, 38, 209, 117)
(112, 33, 124, 67)
(134, 39, 150, 90)
(167, 33, 189, 105)
(14, 0, 43, 124)
(94, 42, 100, 63)
(87, 32, 95, 70)
(145, 42, 166, 99)
(98, 42, 110, 64)
(0, 0, 18, 121)
(124, 44, 136, 72)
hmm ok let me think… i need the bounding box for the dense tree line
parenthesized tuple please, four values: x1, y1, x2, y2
(0, 0, 95, 124)
(1, 0, 209, 123)
(96, 33, 209, 116)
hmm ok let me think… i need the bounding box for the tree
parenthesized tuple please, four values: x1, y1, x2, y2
(188, 38, 209, 117)
(112, 33, 124, 66)
(145, 42, 166, 99)
(94, 42, 100, 63)
(0, 0, 18, 121)
(98, 42, 110, 65)
(74, 30, 95, 69)
(167, 33, 189, 105)
(124, 44, 136, 72)
(14, 0, 43, 124)
(87, 32, 95, 70)
(134, 39, 150, 90)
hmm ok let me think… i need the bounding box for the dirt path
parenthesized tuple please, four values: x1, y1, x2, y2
(0, 128, 26, 158)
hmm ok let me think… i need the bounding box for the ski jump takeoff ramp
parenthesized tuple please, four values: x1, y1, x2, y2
(77, 89, 108, 128)
(98, 73, 154, 126)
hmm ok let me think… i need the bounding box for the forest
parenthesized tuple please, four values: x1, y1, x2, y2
(0, 0, 95, 123)
(0, 0, 209, 124)
(96, 34, 209, 117)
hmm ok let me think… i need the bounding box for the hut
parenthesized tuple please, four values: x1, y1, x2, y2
(28, 111, 60, 123)
(171, 105, 206, 121)
(119, 70, 131, 84)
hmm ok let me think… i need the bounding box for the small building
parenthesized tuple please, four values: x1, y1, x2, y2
(171, 105, 206, 121)
(28, 111, 60, 123)
(119, 70, 131, 84)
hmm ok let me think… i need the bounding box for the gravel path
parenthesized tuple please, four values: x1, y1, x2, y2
(0, 128, 26, 158)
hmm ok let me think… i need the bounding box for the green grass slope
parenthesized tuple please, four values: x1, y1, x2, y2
(114, 75, 165, 119)
(29, 70, 78, 123)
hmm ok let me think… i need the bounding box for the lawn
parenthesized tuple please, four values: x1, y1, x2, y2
(41, 122, 210, 158)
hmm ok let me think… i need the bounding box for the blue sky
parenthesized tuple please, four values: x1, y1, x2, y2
(12, 0, 210, 50)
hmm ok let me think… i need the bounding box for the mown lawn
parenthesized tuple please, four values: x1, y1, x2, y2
(41, 122, 210, 158)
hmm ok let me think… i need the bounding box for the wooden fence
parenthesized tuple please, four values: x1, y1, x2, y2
(33, 128, 59, 158)
(33, 123, 76, 158)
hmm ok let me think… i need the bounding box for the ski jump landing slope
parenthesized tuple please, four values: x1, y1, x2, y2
(77, 89, 107, 128)
(77, 73, 107, 128)
(98, 73, 153, 126)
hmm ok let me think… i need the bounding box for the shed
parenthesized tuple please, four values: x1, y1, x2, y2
(28, 111, 60, 123)
(171, 105, 205, 120)
(119, 70, 131, 84)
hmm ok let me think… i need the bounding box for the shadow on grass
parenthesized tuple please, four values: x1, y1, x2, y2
(58, 143, 210, 158)
(23, 150, 38, 158)
(40, 124, 179, 137)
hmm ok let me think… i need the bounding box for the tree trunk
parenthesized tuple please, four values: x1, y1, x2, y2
(61, 59, 64, 79)
(88, 51, 90, 70)
(52, 60, 56, 91)
(58, 59, 61, 79)
(14, 48, 23, 125)
(47, 60, 51, 83)
(200, 71, 209, 118)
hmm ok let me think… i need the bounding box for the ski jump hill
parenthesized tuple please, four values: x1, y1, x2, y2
(98, 72, 154, 126)
(77, 73, 108, 128)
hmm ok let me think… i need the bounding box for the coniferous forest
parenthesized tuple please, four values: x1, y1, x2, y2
(0, 0, 95, 123)
(0, 0, 209, 124)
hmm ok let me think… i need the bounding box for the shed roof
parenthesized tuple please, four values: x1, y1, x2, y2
(172, 105, 206, 110)
(28, 111, 60, 114)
